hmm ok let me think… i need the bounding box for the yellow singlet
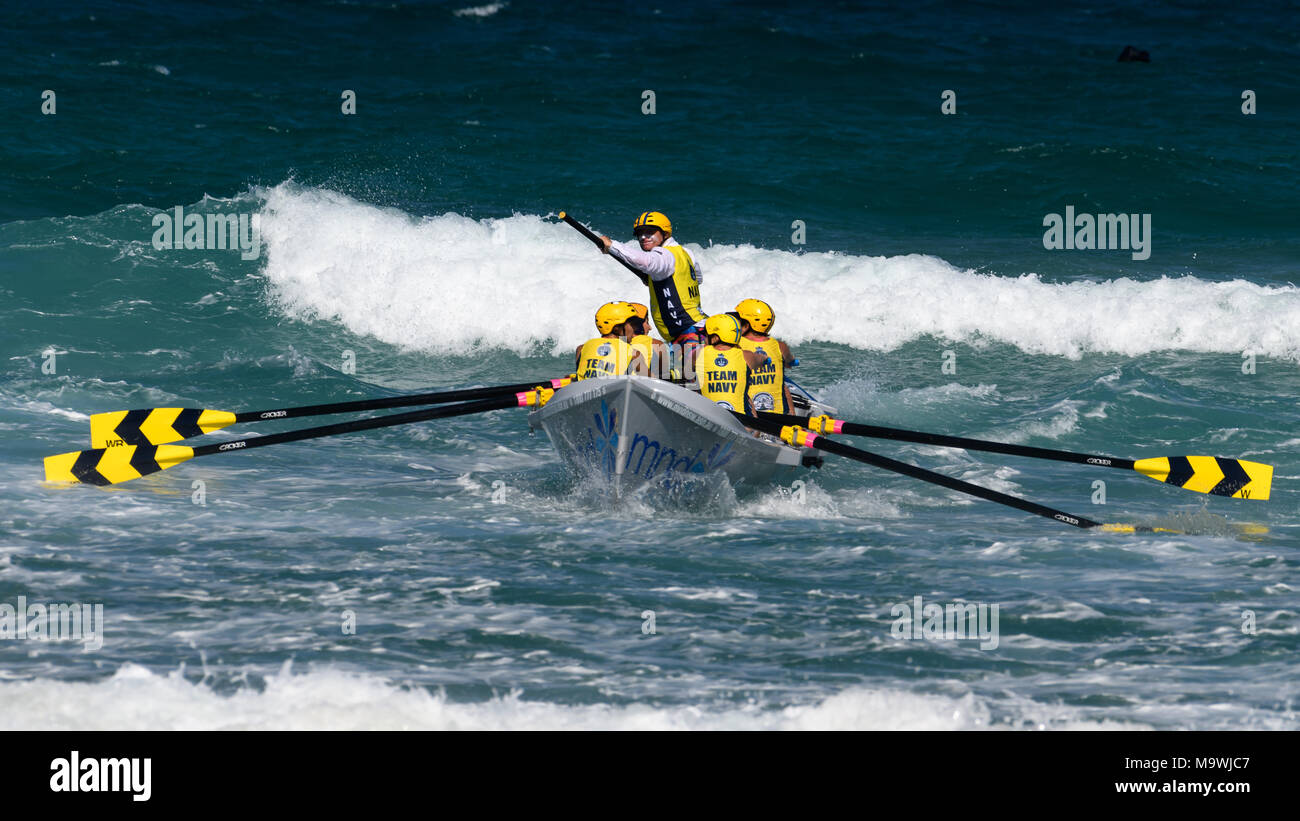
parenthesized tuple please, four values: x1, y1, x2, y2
(739, 337, 785, 413)
(629, 334, 654, 376)
(697, 345, 750, 411)
(576, 337, 635, 381)
(648, 245, 705, 340)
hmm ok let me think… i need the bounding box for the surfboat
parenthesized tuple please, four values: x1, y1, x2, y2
(527, 375, 832, 496)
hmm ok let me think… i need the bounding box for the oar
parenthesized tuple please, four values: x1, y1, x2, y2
(559, 211, 649, 286)
(89, 377, 574, 449)
(755, 411, 1272, 501)
(736, 412, 1171, 533)
(48, 390, 553, 486)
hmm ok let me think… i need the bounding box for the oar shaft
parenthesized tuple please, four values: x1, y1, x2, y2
(559, 211, 604, 248)
(196, 395, 520, 457)
(737, 412, 1104, 530)
(757, 412, 1134, 470)
(559, 211, 650, 285)
(814, 436, 1102, 529)
(232, 378, 566, 424)
(50, 391, 554, 486)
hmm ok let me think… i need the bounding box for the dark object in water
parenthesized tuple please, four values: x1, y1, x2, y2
(1117, 45, 1151, 63)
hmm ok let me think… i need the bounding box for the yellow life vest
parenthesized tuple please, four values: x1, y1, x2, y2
(739, 337, 785, 413)
(576, 337, 634, 381)
(648, 245, 705, 340)
(629, 334, 654, 376)
(697, 345, 750, 412)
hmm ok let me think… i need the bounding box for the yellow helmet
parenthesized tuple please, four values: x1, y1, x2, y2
(595, 301, 637, 334)
(628, 302, 649, 320)
(735, 298, 775, 333)
(633, 211, 672, 238)
(704, 314, 742, 346)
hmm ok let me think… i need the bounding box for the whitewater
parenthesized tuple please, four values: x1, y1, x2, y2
(257, 184, 1300, 362)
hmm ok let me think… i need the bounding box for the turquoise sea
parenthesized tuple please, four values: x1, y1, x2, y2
(1, 0, 1297, 729)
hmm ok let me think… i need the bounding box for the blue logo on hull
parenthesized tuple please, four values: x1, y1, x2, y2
(580, 400, 737, 487)
(579, 399, 620, 477)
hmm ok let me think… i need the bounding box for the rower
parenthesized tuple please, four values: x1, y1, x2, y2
(696, 314, 768, 414)
(574, 302, 647, 380)
(627, 302, 668, 378)
(597, 211, 707, 350)
(735, 298, 795, 414)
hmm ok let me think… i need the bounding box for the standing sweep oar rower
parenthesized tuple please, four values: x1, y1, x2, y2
(559, 210, 707, 348)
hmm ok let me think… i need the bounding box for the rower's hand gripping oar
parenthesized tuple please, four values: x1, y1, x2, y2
(737, 413, 1169, 533)
(88, 377, 574, 449)
(47, 387, 557, 486)
(755, 412, 1273, 501)
(558, 211, 649, 286)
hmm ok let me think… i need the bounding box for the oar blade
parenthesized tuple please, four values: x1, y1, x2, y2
(1133, 456, 1273, 501)
(45, 444, 195, 485)
(1097, 523, 1182, 535)
(90, 408, 236, 448)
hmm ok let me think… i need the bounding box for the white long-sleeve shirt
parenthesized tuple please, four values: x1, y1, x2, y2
(608, 237, 703, 284)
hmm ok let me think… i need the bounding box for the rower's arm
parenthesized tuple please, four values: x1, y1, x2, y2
(599, 236, 649, 285)
(779, 340, 794, 364)
(608, 242, 675, 281)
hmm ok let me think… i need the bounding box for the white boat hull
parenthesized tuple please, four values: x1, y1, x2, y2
(528, 376, 822, 496)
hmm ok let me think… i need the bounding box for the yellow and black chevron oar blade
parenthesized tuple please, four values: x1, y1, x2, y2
(45, 442, 198, 486)
(52, 390, 553, 486)
(90, 408, 235, 450)
(88, 376, 573, 448)
(756, 412, 1274, 501)
(1132, 456, 1272, 501)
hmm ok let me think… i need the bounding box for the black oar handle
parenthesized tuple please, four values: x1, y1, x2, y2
(559, 211, 650, 286)
(737, 412, 1105, 530)
(233, 378, 565, 424)
(196, 395, 520, 457)
(559, 211, 604, 248)
(755, 412, 1135, 471)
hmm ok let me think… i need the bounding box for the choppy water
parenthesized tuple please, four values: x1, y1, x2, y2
(2, 0, 1297, 729)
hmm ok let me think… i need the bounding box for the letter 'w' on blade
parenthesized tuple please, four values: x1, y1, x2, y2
(1133, 456, 1273, 501)
(90, 408, 236, 449)
(45, 444, 196, 486)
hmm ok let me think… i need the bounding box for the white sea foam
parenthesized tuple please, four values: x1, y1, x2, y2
(453, 2, 508, 17)
(255, 184, 1300, 361)
(0, 663, 1004, 730)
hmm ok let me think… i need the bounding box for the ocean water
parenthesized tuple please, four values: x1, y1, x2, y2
(2, 0, 1297, 730)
